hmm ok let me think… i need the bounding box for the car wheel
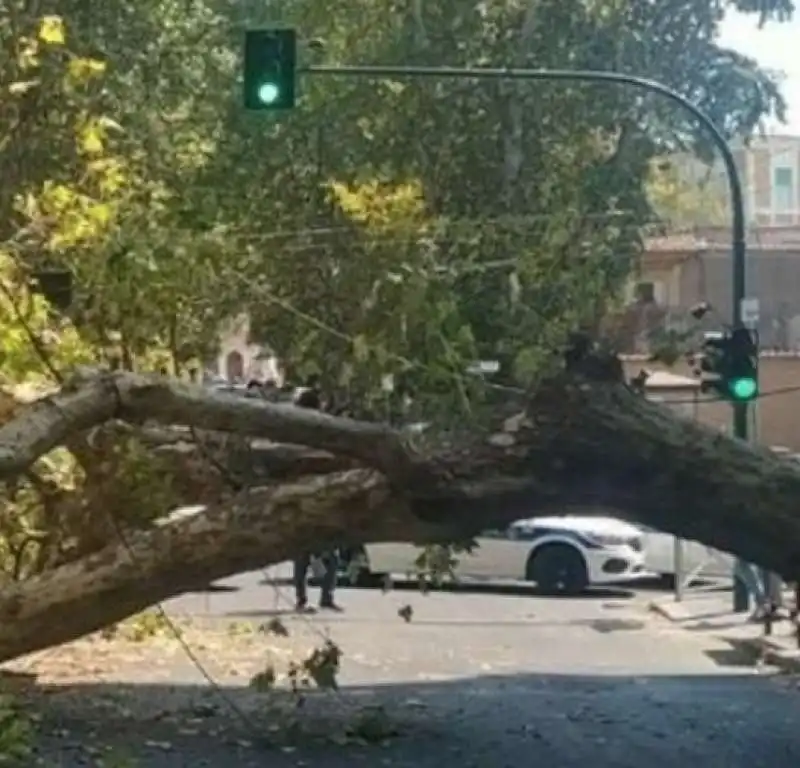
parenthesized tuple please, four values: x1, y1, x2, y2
(527, 544, 588, 596)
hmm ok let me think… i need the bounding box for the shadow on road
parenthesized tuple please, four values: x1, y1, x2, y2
(260, 576, 640, 601)
(222, 611, 650, 629)
(20, 668, 800, 767)
(703, 635, 780, 669)
(188, 584, 242, 594)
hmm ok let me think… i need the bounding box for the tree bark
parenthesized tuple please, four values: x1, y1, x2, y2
(0, 470, 432, 663)
(0, 366, 799, 661)
(0, 470, 440, 662)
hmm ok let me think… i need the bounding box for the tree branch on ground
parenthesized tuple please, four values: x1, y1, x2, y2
(0, 361, 798, 661)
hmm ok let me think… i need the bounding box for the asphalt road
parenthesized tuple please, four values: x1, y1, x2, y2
(26, 570, 800, 767)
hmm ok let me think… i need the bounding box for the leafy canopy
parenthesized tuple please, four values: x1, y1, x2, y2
(0, 0, 792, 573)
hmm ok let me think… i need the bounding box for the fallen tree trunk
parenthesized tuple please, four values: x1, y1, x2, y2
(463, 374, 800, 579)
(0, 470, 433, 663)
(0, 365, 799, 661)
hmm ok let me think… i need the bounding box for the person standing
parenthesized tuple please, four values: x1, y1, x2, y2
(734, 560, 769, 622)
(245, 378, 263, 398)
(293, 552, 341, 613)
(292, 375, 343, 612)
(294, 374, 322, 409)
(262, 378, 280, 402)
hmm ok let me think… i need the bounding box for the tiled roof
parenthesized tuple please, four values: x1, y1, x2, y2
(644, 226, 800, 253)
(622, 350, 800, 361)
(645, 234, 703, 252)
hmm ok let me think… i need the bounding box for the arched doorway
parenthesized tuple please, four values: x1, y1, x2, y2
(225, 350, 244, 381)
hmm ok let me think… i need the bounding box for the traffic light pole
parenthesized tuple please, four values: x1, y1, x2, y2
(304, 63, 751, 610)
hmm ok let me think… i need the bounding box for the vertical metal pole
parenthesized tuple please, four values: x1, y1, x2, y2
(732, 408, 751, 611)
(674, 537, 685, 602)
(794, 583, 800, 649)
(725, 146, 750, 613)
(753, 340, 782, 611)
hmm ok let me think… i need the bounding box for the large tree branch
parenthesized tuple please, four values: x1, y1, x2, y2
(0, 373, 124, 473)
(0, 470, 432, 663)
(0, 371, 413, 481)
(1, 366, 800, 665)
(3, 369, 800, 581)
(443, 373, 800, 579)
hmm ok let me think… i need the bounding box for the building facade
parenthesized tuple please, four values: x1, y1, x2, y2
(621, 354, 800, 452)
(211, 314, 283, 384)
(671, 134, 800, 226)
(631, 226, 800, 350)
(615, 135, 800, 449)
(738, 134, 800, 226)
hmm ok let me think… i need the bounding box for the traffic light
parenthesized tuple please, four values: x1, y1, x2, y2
(696, 328, 758, 402)
(697, 331, 728, 398)
(725, 326, 759, 401)
(243, 28, 297, 111)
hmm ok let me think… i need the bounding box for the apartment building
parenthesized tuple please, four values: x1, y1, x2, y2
(610, 135, 800, 449)
(738, 134, 800, 225)
(669, 134, 800, 226)
(618, 134, 800, 349)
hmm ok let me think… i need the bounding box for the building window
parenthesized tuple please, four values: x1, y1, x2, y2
(625, 279, 666, 305)
(634, 281, 656, 303)
(225, 350, 244, 381)
(773, 166, 795, 212)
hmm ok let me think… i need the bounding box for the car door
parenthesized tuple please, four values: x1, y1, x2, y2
(458, 527, 531, 581)
(364, 542, 421, 578)
(367, 541, 486, 581)
(642, 530, 675, 575)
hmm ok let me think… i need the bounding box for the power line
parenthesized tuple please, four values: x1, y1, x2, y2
(87, 297, 800, 732)
(105, 500, 347, 741)
(652, 381, 800, 405)
(104, 513, 266, 736)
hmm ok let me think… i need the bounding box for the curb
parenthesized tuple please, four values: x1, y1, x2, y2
(737, 635, 800, 673)
(646, 599, 684, 622)
(648, 599, 800, 673)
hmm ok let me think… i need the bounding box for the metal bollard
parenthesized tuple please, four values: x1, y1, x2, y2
(794, 583, 800, 649)
(764, 602, 775, 636)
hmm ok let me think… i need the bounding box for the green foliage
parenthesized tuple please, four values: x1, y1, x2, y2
(413, 540, 478, 588)
(1, 1, 788, 394)
(99, 610, 177, 642)
(0, 695, 33, 763)
(249, 638, 342, 693)
(646, 157, 730, 229)
(0, 425, 181, 580)
(0, 0, 790, 581)
(0, 8, 792, 754)
(298, 639, 342, 690)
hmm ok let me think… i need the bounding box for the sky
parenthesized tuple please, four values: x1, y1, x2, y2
(719, 11, 800, 134)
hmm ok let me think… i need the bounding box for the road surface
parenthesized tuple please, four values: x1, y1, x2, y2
(23, 571, 800, 767)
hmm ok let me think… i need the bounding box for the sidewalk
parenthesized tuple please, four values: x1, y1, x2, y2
(648, 589, 800, 672)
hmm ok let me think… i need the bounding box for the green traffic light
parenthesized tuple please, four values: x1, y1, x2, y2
(729, 377, 758, 400)
(257, 82, 280, 104)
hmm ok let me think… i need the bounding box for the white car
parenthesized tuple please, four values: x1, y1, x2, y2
(349, 516, 648, 594)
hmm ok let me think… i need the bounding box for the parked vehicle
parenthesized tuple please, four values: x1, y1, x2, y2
(344, 516, 649, 595)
